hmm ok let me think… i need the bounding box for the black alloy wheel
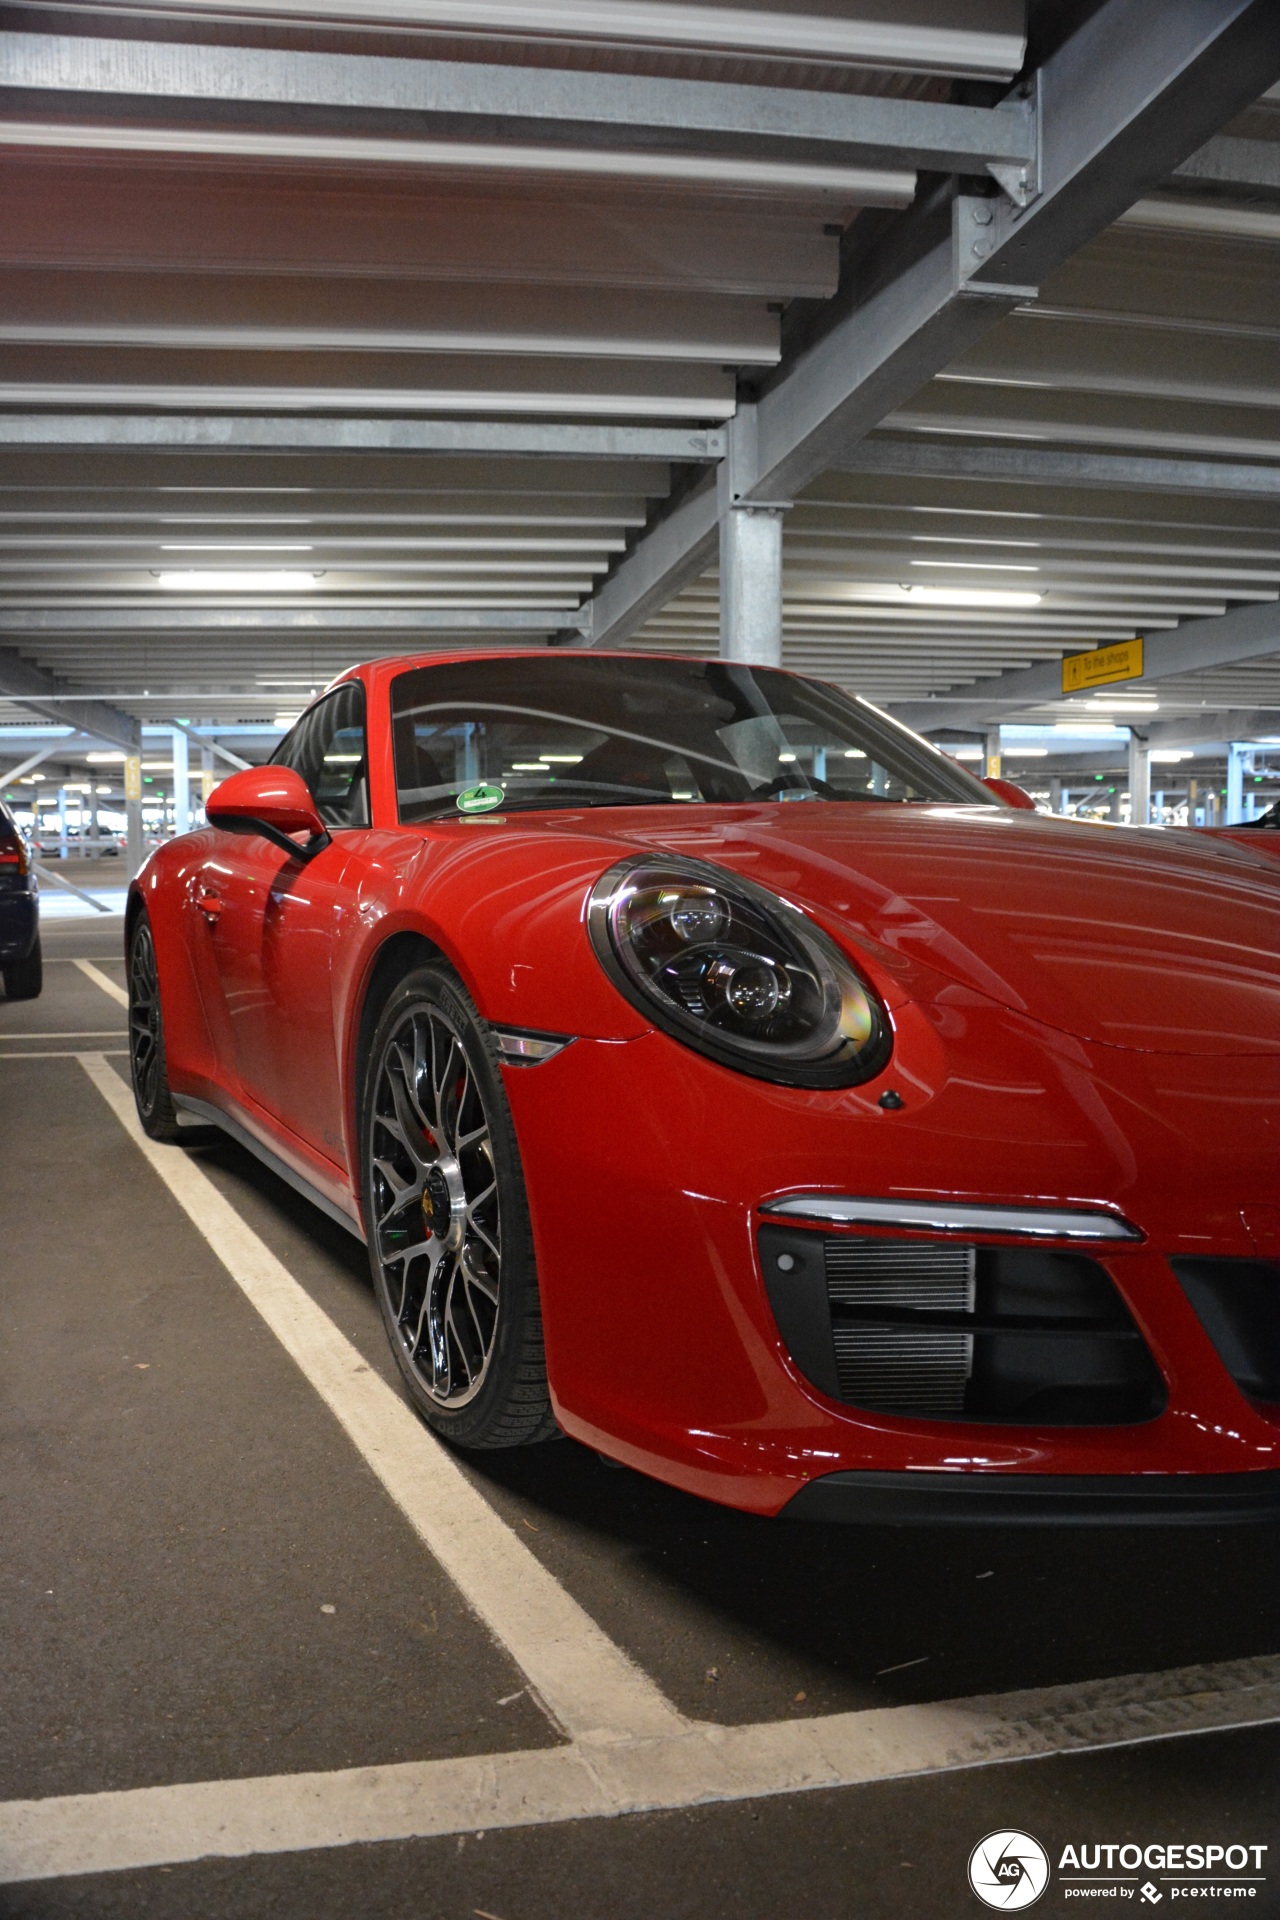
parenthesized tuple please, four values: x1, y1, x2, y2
(128, 915, 183, 1141)
(363, 964, 556, 1448)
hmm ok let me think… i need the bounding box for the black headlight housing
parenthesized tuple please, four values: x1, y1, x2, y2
(587, 856, 892, 1088)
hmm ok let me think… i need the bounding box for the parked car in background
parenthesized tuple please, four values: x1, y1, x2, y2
(0, 800, 41, 999)
(1195, 799, 1280, 858)
(128, 652, 1280, 1524)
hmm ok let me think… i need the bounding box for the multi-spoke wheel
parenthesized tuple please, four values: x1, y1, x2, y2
(128, 914, 183, 1140)
(363, 964, 556, 1447)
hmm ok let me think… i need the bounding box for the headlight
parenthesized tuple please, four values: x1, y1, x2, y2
(587, 856, 891, 1087)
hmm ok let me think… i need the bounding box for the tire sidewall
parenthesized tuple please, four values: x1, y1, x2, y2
(128, 914, 176, 1134)
(361, 963, 540, 1446)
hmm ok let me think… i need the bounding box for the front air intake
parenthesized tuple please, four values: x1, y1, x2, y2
(826, 1239, 975, 1413)
(759, 1227, 1165, 1426)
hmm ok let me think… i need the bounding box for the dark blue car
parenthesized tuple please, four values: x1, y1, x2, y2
(0, 801, 41, 999)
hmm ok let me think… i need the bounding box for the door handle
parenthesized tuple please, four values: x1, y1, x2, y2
(196, 888, 223, 923)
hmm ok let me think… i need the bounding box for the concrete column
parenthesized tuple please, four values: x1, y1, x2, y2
(124, 752, 144, 877)
(1127, 732, 1151, 827)
(201, 744, 215, 818)
(56, 786, 69, 859)
(171, 727, 190, 837)
(719, 505, 784, 665)
(983, 729, 1002, 780)
(1226, 742, 1247, 824)
(1049, 777, 1062, 813)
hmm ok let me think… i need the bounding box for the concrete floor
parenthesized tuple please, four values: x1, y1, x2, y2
(3, 915, 1279, 1918)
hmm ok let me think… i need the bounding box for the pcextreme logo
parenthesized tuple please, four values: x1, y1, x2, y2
(969, 1831, 1051, 1909)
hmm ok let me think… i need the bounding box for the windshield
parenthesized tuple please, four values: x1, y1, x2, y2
(390, 655, 993, 823)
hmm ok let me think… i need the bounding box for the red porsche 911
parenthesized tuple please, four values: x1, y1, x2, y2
(128, 653, 1280, 1524)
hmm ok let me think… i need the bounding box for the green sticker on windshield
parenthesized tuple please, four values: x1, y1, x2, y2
(456, 783, 505, 815)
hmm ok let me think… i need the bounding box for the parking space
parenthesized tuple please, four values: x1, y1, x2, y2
(3, 929, 1278, 1916)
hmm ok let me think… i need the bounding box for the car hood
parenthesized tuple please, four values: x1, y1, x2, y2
(587, 803, 1280, 1057)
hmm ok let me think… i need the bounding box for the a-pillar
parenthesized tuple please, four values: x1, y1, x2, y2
(172, 727, 191, 837)
(1127, 732, 1151, 827)
(719, 505, 785, 665)
(1226, 742, 1247, 823)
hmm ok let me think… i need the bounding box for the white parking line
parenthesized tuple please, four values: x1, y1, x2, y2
(0, 1031, 124, 1039)
(0, 1049, 127, 1059)
(79, 1053, 687, 1750)
(72, 959, 128, 1009)
(3, 1654, 1279, 1883)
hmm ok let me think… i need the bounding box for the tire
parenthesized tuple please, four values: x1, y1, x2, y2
(128, 914, 184, 1142)
(362, 963, 557, 1449)
(3, 933, 42, 1000)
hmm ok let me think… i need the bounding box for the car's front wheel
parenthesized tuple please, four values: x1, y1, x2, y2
(362, 964, 557, 1449)
(128, 914, 183, 1141)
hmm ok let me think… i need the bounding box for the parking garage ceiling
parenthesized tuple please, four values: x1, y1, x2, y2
(0, 0, 1278, 753)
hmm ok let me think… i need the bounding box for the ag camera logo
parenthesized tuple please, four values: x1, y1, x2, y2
(969, 1830, 1051, 1910)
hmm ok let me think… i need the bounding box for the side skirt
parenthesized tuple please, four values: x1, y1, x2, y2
(172, 1093, 366, 1243)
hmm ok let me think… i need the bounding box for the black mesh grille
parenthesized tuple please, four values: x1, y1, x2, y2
(759, 1226, 1165, 1426)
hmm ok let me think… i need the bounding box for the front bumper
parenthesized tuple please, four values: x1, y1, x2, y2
(783, 1468, 1280, 1526)
(501, 1007, 1280, 1519)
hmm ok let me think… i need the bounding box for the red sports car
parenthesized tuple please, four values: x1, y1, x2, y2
(128, 653, 1280, 1523)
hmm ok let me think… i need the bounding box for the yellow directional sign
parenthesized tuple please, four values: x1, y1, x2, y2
(1061, 636, 1144, 694)
(124, 754, 142, 802)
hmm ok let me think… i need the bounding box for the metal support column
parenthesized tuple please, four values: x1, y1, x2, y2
(1227, 742, 1247, 823)
(719, 505, 785, 666)
(171, 726, 190, 837)
(1128, 733, 1151, 827)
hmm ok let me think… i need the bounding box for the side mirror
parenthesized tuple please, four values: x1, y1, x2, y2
(983, 775, 1038, 812)
(206, 766, 329, 856)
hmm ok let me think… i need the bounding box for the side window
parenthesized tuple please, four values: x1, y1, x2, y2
(270, 683, 369, 828)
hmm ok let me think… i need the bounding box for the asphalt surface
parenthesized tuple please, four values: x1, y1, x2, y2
(3, 912, 1279, 1918)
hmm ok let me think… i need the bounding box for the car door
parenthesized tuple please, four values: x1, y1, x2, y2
(197, 682, 371, 1166)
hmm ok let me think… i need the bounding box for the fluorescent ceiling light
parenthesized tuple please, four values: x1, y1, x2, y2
(510, 761, 547, 771)
(539, 753, 583, 763)
(909, 561, 1039, 574)
(86, 750, 126, 762)
(156, 571, 321, 591)
(845, 585, 1043, 609)
(944, 744, 983, 759)
(1150, 750, 1193, 763)
(1090, 698, 1158, 712)
(273, 713, 302, 727)
(1003, 747, 1048, 757)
